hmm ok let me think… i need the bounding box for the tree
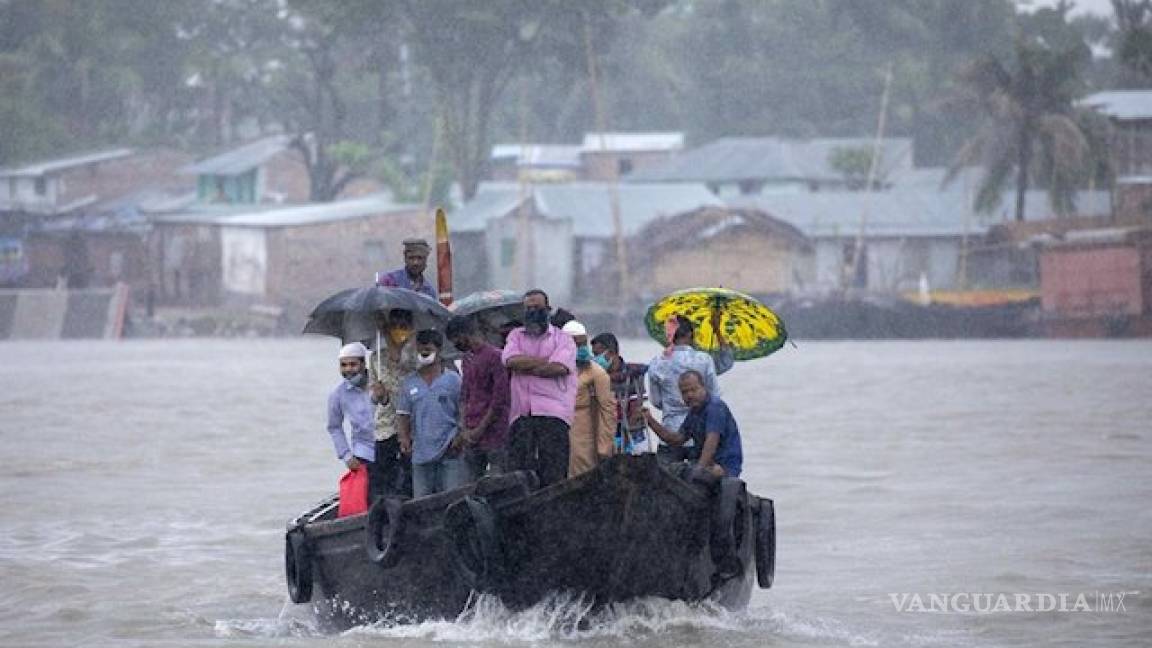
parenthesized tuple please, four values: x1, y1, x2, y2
(946, 36, 1092, 220)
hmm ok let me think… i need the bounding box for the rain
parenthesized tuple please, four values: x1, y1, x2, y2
(0, 1, 1149, 647)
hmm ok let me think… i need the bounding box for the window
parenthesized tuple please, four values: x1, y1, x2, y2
(617, 158, 634, 175)
(34, 177, 47, 196)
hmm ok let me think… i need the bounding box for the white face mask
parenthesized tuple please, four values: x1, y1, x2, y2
(417, 352, 438, 367)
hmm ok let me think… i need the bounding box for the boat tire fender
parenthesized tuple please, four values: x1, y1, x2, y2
(444, 495, 505, 589)
(754, 497, 776, 589)
(365, 497, 405, 567)
(285, 530, 313, 603)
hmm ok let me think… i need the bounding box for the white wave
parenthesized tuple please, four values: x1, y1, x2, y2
(346, 592, 747, 642)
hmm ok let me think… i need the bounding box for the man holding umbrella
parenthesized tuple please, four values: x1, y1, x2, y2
(366, 309, 416, 499)
(376, 238, 437, 300)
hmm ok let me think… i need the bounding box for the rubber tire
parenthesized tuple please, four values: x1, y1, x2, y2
(710, 478, 749, 577)
(365, 497, 405, 567)
(443, 495, 505, 590)
(285, 531, 313, 603)
(754, 498, 776, 589)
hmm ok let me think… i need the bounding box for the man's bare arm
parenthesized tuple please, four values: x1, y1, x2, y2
(642, 408, 685, 446)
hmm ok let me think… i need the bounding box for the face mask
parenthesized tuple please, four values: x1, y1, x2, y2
(389, 327, 412, 345)
(576, 345, 591, 364)
(345, 371, 367, 387)
(417, 351, 438, 367)
(523, 307, 549, 335)
(594, 353, 611, 370)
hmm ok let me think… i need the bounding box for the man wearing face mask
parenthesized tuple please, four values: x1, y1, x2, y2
(395, 330, 467, 497)
(327, 343, 378, 493)
(501, 289, 578, 486)
(375, 238, 437, 300)
(562, 321, 616, 477)
(366, 309, 416, 499)
(591, 332, 650, 454)
(446, 316, 510, 479)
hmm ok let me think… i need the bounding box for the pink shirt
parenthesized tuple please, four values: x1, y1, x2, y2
(501, 325, 578, 426)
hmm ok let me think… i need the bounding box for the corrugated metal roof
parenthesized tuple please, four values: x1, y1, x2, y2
(1081, 90, 1152, 121)
(182, 135, 291, 176)
(625, 137, 914, 183)
(448, 181, 723, 236)
(581, 132, 684, 153)
(447, 183, 530, 232)
(728, 190, 1112, 238)
(0, 149, 133, 178)
(490, 144, 583, 168)
(156, 194, 417, 228)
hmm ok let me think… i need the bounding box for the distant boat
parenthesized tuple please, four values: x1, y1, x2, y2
(284, 455, 775, 631)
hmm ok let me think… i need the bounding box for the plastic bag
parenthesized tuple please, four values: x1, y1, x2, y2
(337, 466, 369, 517)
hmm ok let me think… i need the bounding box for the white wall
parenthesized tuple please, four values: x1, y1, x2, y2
(486, 216, 574, 306)
(220, 227, 267, 296)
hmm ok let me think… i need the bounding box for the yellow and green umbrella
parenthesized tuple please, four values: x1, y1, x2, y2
(644, 287, 787, 361)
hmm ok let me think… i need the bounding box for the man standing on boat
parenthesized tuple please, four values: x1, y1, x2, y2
(375, 238, 437, 300)
(396, 330, 468, 497)
(591, 332, 650, 455)
(327, 343, 378, 491)
(446, 315, 511, 479)
(562, 320, 616, 477)
(647, 315, 731, 464)
(501, 289, 578, 486)
(643, 370, 743, 478)
(366, 310, 416, 499)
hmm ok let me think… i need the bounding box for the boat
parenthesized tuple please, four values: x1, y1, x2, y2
(284, 454, 776, 631)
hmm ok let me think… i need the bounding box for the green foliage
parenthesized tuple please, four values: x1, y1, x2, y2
(828, 146, 878, 190)
(0, 0, 1127, 204)
(946, 28, 1095, 220)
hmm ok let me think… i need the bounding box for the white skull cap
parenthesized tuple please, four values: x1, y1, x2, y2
(339, 342, 368, 359)
(561, 320, 586, 337)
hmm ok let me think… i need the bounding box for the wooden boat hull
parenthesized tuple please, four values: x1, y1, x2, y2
(285, 454, 773, 631)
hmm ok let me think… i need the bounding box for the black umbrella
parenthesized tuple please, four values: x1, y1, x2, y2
(448, 289, 523, 346)
(303, 286, 454, 344)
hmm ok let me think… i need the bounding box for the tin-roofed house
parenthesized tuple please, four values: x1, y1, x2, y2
(448, 181, 723, 307)
(622, 206, 814, 303)
(581, 132, 684, 181)
(148, 195, 426, 318)
(489, 144, 584, 182)
(627, 137, 914, 197)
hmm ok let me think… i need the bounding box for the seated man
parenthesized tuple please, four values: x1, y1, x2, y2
(395, 330, 467, 497)
(643, 369, 742, 478)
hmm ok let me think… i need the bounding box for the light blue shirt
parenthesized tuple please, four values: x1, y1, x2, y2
(395, 370, 462, 465)
(327, 379, 376, 462)
(647, 345, 725, 437)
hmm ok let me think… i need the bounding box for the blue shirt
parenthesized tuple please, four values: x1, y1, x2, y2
(647, 345, 725, 435)
(376, 268, 437, 299)
(395, 370, 462, 465)
(327, 380, 376, 462)
(679, 395, 743, 477)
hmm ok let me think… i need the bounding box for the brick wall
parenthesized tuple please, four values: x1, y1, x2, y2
(638, 232, 809, 296)
(57, 149, 195, 206)
(263, 150, 387, 203)
(265, 208, 431, 316)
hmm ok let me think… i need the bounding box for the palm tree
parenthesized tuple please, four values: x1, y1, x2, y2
(946, 36, 1092, 221)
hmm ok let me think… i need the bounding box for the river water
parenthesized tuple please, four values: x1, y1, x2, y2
(1, 338, 1149, 647)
